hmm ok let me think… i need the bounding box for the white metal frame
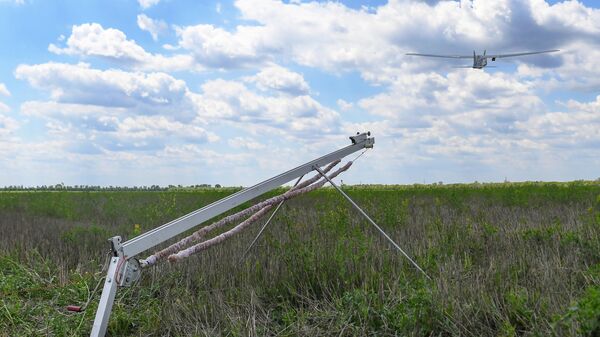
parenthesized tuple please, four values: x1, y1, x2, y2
(89, 132, 374, 337)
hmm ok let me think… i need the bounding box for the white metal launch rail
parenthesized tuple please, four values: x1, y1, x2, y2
(88, 132, 375, 337)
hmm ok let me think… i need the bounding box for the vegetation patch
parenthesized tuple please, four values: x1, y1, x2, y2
(0, 182, 599, 336)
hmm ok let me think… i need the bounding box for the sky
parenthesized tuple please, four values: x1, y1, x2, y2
(0, 0, 599, 187)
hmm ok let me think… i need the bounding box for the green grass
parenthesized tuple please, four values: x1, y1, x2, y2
(0, 181, 599, 336)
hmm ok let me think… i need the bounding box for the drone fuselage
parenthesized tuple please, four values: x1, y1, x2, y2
(473, 54, 488, 69)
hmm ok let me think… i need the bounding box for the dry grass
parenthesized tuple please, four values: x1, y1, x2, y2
(0, 182, 599, 336)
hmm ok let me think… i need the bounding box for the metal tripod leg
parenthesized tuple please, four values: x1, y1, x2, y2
(90, 255, 122, 337)
(313, 166, 431, 280)
(239, 175, 304, 262)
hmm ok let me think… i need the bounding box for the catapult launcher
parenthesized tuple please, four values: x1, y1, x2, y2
(84, 132, 427, 336)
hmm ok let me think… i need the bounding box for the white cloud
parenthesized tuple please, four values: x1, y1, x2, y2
(340, 66, 600, 183)
(138, 0, 160, 10)
(0, 83, 10, 113)
(45, 1, 594, 82)
(565, 95, 600, 113)
(15, 62, 198, 121)
(360, 70, 541, 133)
(228, 136, 265, 150)
(8, 0, 600, 185)
(49, 23, 149, 62)
(194, 79, 340, 136)
(117, 115, 217, 143)
(14, 62, 221, 154)
(176, 24, 271, 69)
(174, 0, 390, 72)
(14, 61, 341, 147)
(14, 61, 340, 160)
(160, 144, 251, 166)
(162, 43, 180, 51)
(48, 23, 194, 72)
(0, 83, 10, 96)
(137, 14, 167, 41)
(0, 113, 18, 137)
(337, 99, 353, 111)
(20, 100, 125, 119)
(169, 0, 598, 81)
(20, 101, 217, 153)
(530, 0, 600, 35)
(518, 42, 600, 91)
(347, 68, 551, 176)
(0, 0, 25, 5)
(519, 95, 600, 149)
(245, 65, 309, 95)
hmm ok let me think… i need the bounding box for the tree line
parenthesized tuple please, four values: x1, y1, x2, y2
(0, 183, 223, 191)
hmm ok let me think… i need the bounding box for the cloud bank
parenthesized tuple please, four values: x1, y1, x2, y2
(6, 0, 600, 186)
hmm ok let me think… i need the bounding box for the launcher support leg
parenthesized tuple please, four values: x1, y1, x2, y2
(90, 254, 122, 337)
(239, 175, 305, 262)
(313, 166, 431, 280)
(90, 235, 141, 337)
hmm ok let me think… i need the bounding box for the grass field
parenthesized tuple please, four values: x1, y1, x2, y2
(1, 182, 599, 336)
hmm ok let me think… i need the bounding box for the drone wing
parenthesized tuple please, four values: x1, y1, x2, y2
(405, 53, 472, 59)
(485, 49, 559, 59)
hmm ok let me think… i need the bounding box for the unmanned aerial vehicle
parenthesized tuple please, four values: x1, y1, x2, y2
(406, 49, 559, 69)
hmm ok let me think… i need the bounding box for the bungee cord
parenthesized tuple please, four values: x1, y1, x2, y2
(167, 161, 353, 262)
(141, 159, 343, 267)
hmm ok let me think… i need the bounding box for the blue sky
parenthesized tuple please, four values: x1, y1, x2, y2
(0, 0, 599, 187)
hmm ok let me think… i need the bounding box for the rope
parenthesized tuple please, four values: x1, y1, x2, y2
(140, 159, 342, 267)
(167, 161, 353, 262)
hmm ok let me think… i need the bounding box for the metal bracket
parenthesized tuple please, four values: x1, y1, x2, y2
(108, 236, 122, 257)
(350, 132, 374, 148)
(106, 236, 141, 286)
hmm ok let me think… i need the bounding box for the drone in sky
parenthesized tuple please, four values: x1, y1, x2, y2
(406, 49, 559, 69)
